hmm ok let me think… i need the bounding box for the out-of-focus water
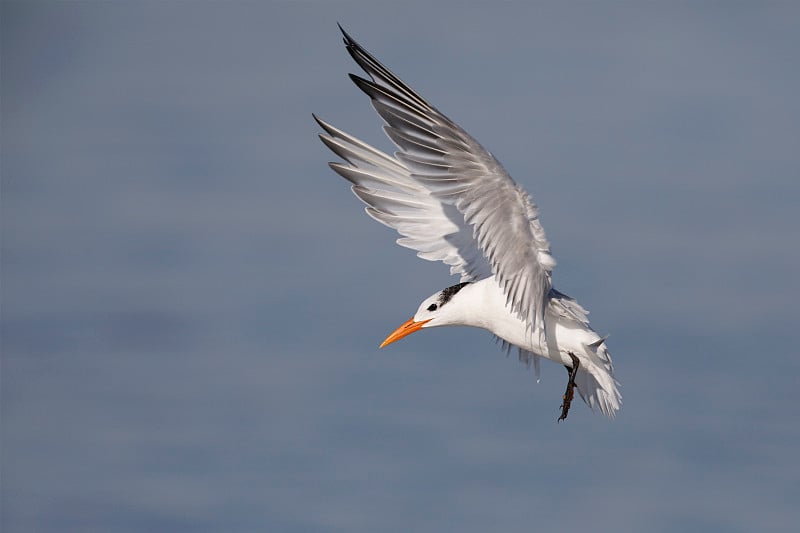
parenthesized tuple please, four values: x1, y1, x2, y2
(3, 3, 799, 532)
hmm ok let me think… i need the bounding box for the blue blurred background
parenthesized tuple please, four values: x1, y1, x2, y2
(2, 2, 799, 532)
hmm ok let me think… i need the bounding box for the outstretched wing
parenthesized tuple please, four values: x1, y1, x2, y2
(315, 115, 492, 281)
(317, 26, 556, 331)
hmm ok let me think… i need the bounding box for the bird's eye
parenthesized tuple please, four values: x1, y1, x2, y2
(427, 303, 438, 312)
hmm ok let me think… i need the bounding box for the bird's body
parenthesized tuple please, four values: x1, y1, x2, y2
(316, 27, 621, 419)
(388, 277, 620, 417)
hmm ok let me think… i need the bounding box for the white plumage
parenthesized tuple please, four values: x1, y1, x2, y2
(316, 26, 621, 420)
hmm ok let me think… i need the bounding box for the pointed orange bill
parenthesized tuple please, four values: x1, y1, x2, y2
(379, 317, 431, 348)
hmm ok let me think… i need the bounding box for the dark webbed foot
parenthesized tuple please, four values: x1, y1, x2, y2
(558, 352, 581, 422)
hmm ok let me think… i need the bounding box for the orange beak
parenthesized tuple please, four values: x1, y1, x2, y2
(379, 317, 431, 348)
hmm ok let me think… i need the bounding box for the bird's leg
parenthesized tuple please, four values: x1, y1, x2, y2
(558, 352, 580, 422)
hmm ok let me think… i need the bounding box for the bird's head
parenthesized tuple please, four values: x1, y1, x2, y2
(379, 281, 472, 348)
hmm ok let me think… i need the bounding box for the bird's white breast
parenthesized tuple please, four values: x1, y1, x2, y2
(456, 278, 601, 367)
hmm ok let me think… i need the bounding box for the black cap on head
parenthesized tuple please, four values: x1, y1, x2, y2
(438, 282, 470, 306)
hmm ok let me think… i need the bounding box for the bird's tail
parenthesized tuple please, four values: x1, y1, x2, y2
(575, 339, 622, 417)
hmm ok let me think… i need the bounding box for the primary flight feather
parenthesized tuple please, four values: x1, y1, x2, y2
(315, 26, 621, 420)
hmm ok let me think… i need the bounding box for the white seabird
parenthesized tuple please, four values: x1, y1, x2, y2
(315, 26, 621, 420)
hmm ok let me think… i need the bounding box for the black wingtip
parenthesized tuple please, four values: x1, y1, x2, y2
(347, 72, 366, 85)
(337, 23, 354, 46)
(313, 113, 337, 136)
(311, 112, 324, 129)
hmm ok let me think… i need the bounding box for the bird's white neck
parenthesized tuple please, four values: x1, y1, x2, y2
(440, 278, 543, 349)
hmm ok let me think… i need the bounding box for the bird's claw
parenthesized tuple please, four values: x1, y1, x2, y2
(557, 352, 580, 422)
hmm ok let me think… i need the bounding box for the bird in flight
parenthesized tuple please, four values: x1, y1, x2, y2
(315, 26, 621, 421)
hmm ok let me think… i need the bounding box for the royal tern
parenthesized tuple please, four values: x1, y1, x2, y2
(315, 26, 621, 420)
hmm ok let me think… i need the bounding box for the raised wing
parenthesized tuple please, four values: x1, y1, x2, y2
(317, 26, 556, 331)
(315, 115, 492, 281)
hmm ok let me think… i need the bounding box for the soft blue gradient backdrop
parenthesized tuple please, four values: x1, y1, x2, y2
(3, 2, 799, 532)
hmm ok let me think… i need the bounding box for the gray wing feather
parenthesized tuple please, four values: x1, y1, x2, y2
(316, 116, 492, 281)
